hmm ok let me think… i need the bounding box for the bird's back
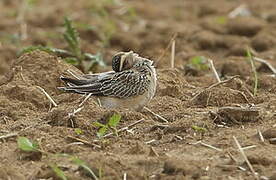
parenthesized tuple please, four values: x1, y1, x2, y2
(59, 51, 157, 111)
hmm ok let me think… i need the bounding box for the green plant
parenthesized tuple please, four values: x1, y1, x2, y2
(215, 16, 227, 25)
(26, 0, 40, 6)
(20, 45, 58, 55)
(246, 48, 258, 96)
(93, 113, 121, 138)
(17, 137, 98, 179)
(125, 7, 138, 22)
(71, 156, 98, 180)
(74, 22, 95, 31)
(19, 18, 106, 73)
(192, 125, 207, 133)
(50, 164, 68, 180)
(74, 128, 83, 135)
(63, 17, 83, 61)
(17, 136, 39, 152)
(187, 56, 209, 71)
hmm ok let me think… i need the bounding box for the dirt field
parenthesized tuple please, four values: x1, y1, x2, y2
(0, 0, 276, 179)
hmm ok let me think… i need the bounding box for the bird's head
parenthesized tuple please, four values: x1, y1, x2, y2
(112, 51, 153, 72)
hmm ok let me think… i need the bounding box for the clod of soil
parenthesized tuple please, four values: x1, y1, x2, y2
(251, 32, 276, 52)
(262, 128, 276, 139)
(212, 106, 261, 124)
(191, 86, 250, 107)
(246, 154, 274, 166)
(227, 17, 265, 36)
(162, 158, 200, 176)
(156, 69, 189, 98)
(0, 166, 25, 180)
(220, 58, 253, 78)
(0, 46, 17, 76)
(247, 75, 276, 92)
(11, 50, 80, 94)
(197, 3, 218, 17)
(190, 31, 224, 50)
(227, 44, 248, 57)
(267, 13, 276, 23)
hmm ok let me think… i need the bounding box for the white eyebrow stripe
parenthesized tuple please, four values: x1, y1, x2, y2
(119, 55, 125, 71)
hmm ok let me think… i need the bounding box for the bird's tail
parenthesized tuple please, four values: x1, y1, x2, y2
(60, 76, 90, 86)
(58, 76, 102, 95)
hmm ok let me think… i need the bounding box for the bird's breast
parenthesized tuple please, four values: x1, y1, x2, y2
(99, 93, 151, 111)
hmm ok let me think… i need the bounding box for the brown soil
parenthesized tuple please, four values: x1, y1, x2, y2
(1, 0, 276, 179)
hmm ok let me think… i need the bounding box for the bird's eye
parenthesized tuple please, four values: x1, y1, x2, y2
(112, 55, 121, 72)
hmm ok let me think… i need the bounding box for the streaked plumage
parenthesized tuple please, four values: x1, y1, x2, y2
(59, 51, 157, 111)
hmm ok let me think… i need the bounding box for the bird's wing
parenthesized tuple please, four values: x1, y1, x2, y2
(59, 70, 150, 98)
(81, 71, 115, 80)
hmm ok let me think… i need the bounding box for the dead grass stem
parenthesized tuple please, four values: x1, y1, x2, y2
(102, 118, 144, 138)
(155, 33, 178, 66)
(36, 86, 57, 107)
(171, 39, 175, 68)
(208, 59, 221, 82)
(233, 136, 259, 180)
(144, 107, 169, 123)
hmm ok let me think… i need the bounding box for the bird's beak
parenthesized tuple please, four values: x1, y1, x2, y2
(119, 51, 134, 71)
(125, 51, 134, 58)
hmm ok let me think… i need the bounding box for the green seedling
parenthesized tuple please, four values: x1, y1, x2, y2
(215, 16, 227, 25)
(17, 136, 39, 152)
(93, 113, 121, 138)
(74, 22, 95, 31)
(26, 0, 39, 6)
(19, 18, 106, 73)
(126, 7, 138, 21)
(50, 164, 68, 180)
(93, 122, 108, 138)
(192, 125, 207, 133)
(74, 128, 83, 135)
(20, 45, 57, 55)
(17, 137, 99, 179)
(63, 17, 82, 61)
(71, 156, 98, 180)
(246, 48, 258, 96)
(187, 56, 209, 71)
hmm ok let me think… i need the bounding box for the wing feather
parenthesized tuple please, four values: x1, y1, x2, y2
(99, 70, 150, 98)
(59, 69, 150, 98)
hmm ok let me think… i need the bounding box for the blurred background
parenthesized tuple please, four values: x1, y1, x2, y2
(1, 1, 276, 179)
(0, 0, 276, 75)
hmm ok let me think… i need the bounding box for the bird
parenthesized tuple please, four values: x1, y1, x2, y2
(58, 51, 157, 111)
